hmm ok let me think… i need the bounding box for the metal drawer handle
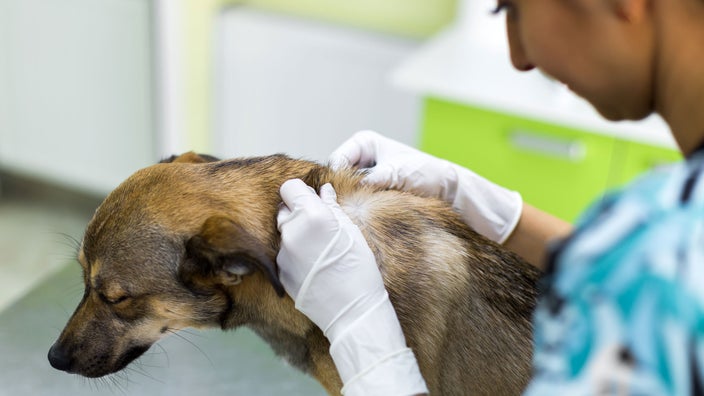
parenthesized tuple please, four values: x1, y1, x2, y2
(508, 130, 586, 161)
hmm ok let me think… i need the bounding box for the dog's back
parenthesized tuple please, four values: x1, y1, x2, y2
(310, 167, 538, 395)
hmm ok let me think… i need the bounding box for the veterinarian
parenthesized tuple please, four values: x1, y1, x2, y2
(277, 0, 704, 394)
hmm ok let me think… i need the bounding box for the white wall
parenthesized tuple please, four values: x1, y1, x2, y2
(0, 0, 156, 195)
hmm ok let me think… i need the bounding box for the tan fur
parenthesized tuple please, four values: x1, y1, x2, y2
(48, 152, 540, 395)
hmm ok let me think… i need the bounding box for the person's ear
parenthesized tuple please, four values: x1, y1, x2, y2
(179, 216, 285, 297)
(609, 0, 649, 23)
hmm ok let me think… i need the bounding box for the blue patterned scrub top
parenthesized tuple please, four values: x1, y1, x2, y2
(524, 146, 704, 395)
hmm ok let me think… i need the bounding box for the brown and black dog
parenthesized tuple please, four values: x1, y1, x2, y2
(48, 152, 539, 395)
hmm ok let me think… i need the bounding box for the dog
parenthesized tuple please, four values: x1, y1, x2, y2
(48, 152, 540, 395)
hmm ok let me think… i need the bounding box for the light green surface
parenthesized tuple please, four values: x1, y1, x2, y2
(420, 98, 681, 222)
(243, 0, 458, 38)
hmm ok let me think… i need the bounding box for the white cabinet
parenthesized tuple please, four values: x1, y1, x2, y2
(0, 0, 156, 195)
(214, 8, 423, 162)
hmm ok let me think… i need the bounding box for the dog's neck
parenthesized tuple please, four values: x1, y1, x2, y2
(200, 157, 340, 386)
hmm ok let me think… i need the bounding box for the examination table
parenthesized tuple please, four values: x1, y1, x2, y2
(0, 263, 326, 395)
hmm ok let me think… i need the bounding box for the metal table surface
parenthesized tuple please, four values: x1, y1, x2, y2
(0, 263, 326, 395)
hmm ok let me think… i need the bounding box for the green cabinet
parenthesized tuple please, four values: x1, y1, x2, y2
(420, 98, 682, 222)
(613, 140, 683, 185)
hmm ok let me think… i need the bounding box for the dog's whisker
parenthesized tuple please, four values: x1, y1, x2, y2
(115, 377, 133, 395)
(154, 341, 171, 368)
(80, 372, 129, 395)
(130, 360, 163, 370)
(130, 352, 167, 370)
(141, 344, 171, 368)
(53, 231, 82, 253)
(172, 328, 206, 339)
(125, 363, 164, 384)
(92, 378, 105, 393)
(101, 377, 113, 392)
(62, 283, 85, 298)
(122, 366, 146, 382)
(52, 253, 79, 264)
(107, 374, 129, 395)
(165, 329, 214, 368)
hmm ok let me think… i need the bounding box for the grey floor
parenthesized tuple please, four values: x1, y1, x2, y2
(0, 173, 326, 395)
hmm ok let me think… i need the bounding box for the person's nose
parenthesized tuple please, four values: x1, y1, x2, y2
(506, 23, 535, 72)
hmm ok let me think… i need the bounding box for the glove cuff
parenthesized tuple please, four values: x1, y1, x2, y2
(451, 164, 523, 244)
(341, 348, 428, 396)
(329, 294, 428, 396)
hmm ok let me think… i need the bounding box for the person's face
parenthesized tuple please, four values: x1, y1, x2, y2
(497, 0, 655, 121)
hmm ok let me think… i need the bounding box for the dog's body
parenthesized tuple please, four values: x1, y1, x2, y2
(48, 152, 539, 395)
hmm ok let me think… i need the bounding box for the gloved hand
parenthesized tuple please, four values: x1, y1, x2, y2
(277, 179, 428, 396)
(330, 130, 523, 243)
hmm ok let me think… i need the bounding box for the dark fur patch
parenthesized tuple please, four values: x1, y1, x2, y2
(206, 154, 290, 174)
(160, 152, 221, 164)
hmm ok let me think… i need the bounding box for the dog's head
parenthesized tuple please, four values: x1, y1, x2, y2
(48, 152, 298, 378)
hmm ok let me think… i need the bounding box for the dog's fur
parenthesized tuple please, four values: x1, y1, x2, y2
(48, 152, 539, 395)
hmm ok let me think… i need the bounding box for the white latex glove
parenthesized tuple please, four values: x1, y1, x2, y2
(277, 179, 428, 396)
(330, 130, 523, 243)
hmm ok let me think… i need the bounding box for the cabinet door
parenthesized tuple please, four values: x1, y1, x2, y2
(421, 98, 617, 222)
(214, 8, 421, 162)
(613, 140, 682, 185)
(0, 0, 155, 195)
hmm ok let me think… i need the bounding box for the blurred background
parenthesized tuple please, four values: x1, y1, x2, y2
(0, 0, 681, 394)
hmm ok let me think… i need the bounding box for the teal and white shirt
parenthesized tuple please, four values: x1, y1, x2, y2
(525, 146, 704, 395)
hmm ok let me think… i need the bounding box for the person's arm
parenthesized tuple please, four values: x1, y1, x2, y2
(504, 203, 573, 270)
(330, 130, 572, 267)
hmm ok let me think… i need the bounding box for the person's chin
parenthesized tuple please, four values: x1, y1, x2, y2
(592, 100, 652, 122)
(596, 107, 626, 121)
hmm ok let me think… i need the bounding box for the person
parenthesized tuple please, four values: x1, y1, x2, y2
(276, 0, 704, 394)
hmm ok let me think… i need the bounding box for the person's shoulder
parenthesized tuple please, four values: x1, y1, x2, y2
(548, 157, 704, 298)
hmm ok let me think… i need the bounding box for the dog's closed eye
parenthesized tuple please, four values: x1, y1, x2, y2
(99, 294, 130, 305)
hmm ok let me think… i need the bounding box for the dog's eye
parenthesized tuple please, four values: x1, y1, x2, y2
(111, 296, 129, 304)
(101, 294, 130, 305)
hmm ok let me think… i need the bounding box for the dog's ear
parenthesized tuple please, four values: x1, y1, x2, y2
(161, 152, 221, 164)
(180, 216, 285, 297)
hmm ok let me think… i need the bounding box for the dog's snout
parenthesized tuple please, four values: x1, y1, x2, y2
(48, 343, 73, 372)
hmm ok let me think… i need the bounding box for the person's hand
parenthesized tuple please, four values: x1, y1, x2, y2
(277, 179, 428, 396)
(330, 130, 523, 243)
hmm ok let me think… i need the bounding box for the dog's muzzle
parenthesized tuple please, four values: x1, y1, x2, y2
(48, 340, 152, 378)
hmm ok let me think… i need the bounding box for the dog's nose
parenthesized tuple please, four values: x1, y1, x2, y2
(48, 343, 73, 372)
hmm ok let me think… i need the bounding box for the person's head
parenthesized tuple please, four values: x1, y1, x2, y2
(495, 0, 702, 124)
